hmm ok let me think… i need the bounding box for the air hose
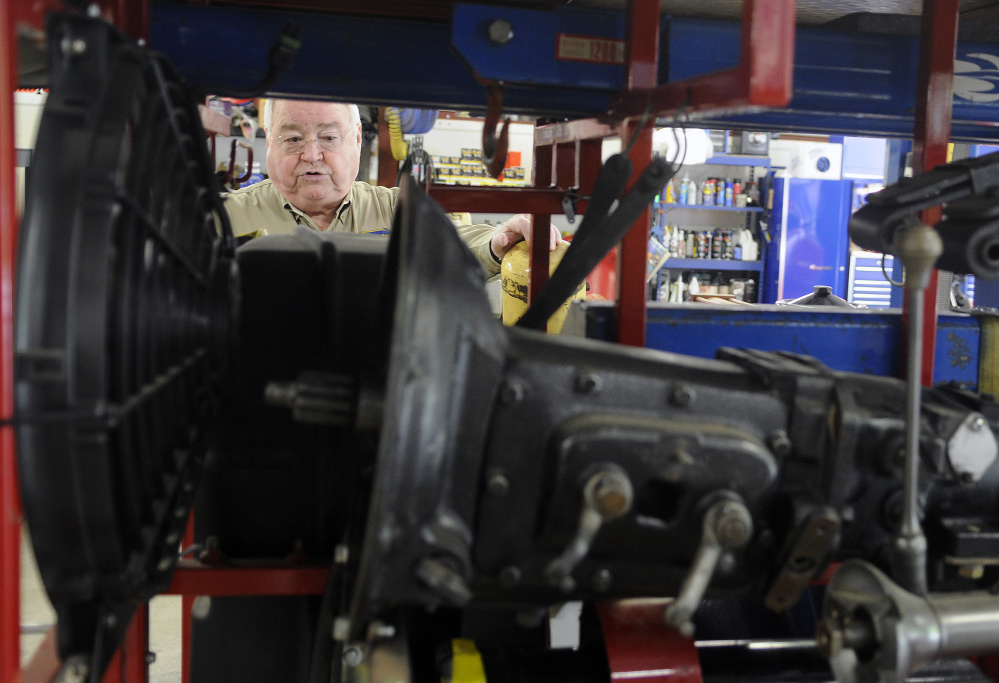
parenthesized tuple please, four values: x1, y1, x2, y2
(386, 107, 409, 161)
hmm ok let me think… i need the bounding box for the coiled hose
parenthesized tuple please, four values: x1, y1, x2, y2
(386, 107, 409, 161)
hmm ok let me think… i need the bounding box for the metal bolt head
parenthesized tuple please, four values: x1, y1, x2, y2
(589, 472, 633, 520)
(670, 384, 695, 407)
(769, 431, 792, 457)
(713, 501, 753, 549)
(574, 371, 602, 394)
(971, 416, 986, 431)
(487, 471, 510, 497)
(488, 19, 514, 45)
(342, 644, 365, 667)
(191, 596, 212, 620)
(500, 380, 525, 404)
(144, 652, 157, 665)
(959, 563, 985, 580)
(60, 36, 87, 56)
(333, 616, 352, 642)
(368, 621, 396, 640)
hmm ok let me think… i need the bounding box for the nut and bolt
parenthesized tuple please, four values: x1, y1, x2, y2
(488, 19, 514, 45)
(971, 416, 986, 431)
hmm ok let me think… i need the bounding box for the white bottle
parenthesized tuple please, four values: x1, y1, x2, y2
(740, 230, 759, 261)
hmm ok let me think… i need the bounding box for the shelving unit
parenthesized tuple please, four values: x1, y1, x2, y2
(650, 152, 770, 302)
(660, 257, 763, 272)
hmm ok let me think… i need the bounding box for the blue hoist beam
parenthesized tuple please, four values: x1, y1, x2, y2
(151, 2, 999, 141)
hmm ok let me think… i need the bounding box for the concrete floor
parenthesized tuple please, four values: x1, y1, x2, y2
(19, 530, 184, 682)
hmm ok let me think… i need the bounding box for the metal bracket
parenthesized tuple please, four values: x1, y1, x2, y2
(664, 497, 753, 637)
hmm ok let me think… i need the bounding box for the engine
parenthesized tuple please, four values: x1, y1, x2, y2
(14, 12, 999, 683)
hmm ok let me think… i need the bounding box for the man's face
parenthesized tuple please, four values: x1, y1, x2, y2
(265, 100, 362, 215)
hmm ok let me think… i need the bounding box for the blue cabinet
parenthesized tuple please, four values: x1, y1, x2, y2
(763, 177, 853, 303)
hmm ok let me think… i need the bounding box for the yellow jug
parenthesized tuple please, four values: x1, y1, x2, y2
(501, 241, 585, 334)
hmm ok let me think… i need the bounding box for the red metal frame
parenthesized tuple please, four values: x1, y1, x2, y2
(166, 563, 330, 597)
(1, 0, 966, 681)
(2, 0, 21, 680)
(613, 0, 659, 347)
(428, 186, 587, 215)
(906, 0, 959, 387)
(610, 0, 795, 120)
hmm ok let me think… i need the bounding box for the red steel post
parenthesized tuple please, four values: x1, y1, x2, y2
(615, 0, 659, 347)
(1, 0, 21, 679)
(531, 142, 554, 311)
(908, 0, 959, 386)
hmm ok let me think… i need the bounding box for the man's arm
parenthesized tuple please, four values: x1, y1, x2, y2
(458, 214, 563, 277)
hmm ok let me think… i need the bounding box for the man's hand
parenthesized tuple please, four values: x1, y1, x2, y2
(490, 214, 563, 261)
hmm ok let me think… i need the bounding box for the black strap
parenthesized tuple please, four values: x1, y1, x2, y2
(517, 155, 672, 330)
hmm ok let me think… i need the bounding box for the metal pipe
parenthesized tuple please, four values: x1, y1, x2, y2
(894, 279, 929, 595)
(934, 594, 999, 655)
(892, 223, 942, 596)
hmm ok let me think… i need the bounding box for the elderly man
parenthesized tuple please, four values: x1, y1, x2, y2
(224, 98, 560, 274)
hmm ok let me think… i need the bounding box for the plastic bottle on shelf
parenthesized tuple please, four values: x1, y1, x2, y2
(664, 179, 676, 204)
(724, 179, 734, 207)
(739, 229, 759, 260)
(679, 173, 690, 204)
(688, 178, 699, 205)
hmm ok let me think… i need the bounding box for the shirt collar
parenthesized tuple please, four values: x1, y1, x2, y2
(278, 183, 353, 230)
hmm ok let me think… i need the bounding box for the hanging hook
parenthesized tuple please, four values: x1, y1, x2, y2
(482, 83, 510, 179)
(223, 139, 254, 189)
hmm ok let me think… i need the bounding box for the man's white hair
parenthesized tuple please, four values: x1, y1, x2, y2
(262, 98, 361, 133)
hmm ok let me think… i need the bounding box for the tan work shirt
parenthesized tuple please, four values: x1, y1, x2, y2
(223, 179, 501, 276)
